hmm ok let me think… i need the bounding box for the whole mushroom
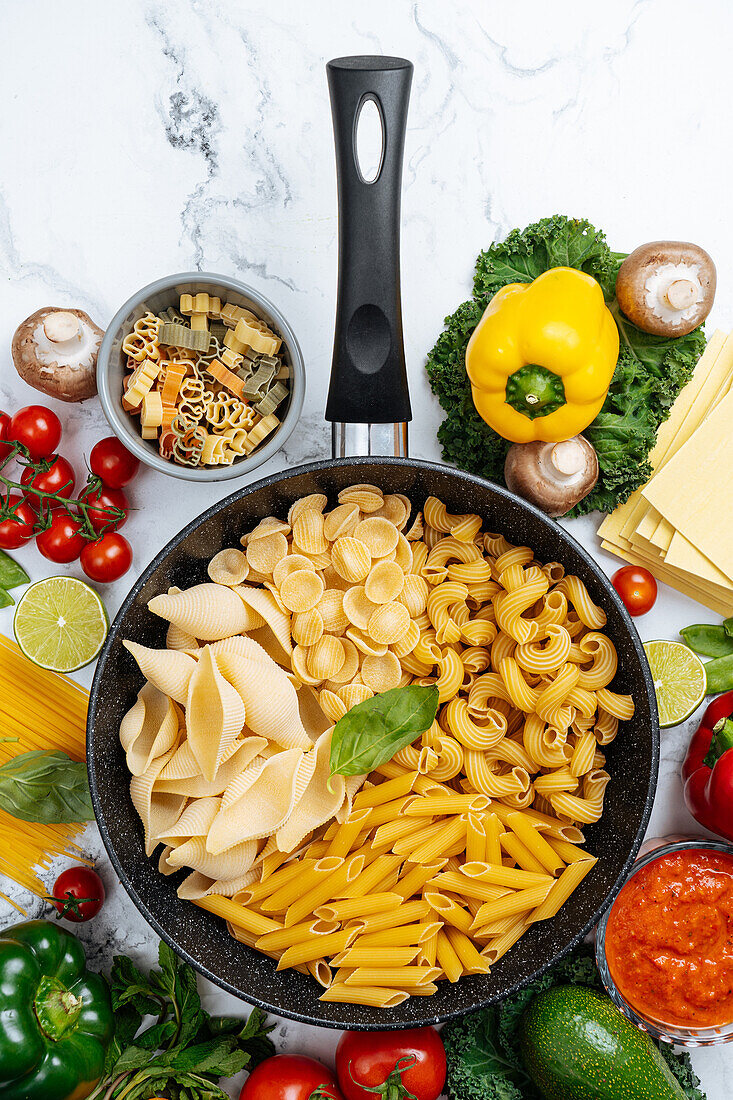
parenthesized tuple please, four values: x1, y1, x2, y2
(615, 241, 716, 337)
(12, 307, 104, 402)
(504, 435, 599, 517)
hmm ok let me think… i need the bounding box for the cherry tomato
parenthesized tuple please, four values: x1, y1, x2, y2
(48, 866, 105, 922)
(0, 494, 35, 549)
(89, 436, 140, 488)
(36, 512, 86, 563)
(612, 565, 658, 617)
(336, 1028, 446, 1100)
(8, 405, 62, 462)
(0, 411, 13, 461)
(21, 454, 76, 510)
(240, 1055, 342, 1100)
(80, 531, 133, 582)
(79, 484, 128, 533)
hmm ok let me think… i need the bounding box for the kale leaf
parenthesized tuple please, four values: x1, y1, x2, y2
(425, 215, 705, 517)
(442, 946, 707, 1100)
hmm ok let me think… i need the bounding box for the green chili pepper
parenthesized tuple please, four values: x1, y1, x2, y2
(705, 653, 733, 695)
(681, 624, 733, 658)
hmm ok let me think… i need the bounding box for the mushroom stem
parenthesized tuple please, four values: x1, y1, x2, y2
(546, 439, 586, 478)
(43, 311, 84, 353)
(664, 279, 699, 311)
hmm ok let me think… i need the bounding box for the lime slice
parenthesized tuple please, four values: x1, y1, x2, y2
(643, 640, 706, 728)
(14, 576, 108, 672)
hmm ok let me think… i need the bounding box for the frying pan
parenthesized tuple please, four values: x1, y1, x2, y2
(87, 56, 659, 1029)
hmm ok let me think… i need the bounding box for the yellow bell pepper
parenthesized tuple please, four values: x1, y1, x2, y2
(465, 266, 619, 444)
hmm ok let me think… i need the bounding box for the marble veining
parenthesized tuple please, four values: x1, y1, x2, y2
(0, 0, 731, 1093)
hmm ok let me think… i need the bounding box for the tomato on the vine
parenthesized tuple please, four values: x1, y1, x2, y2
(239, 1055, 343, 1100)
(80, 531, 132, 582)
(36, 512, 86, 563)
(47, 866, 105, 922)
(612, 565, 657, 617)
(0, 411, 13, 461)
(8, 405, 62, 462)
(89, 436, 139, 488)
(79, 484, 128, 533)
(335, 1028, 446, 1100)
(0, 494, 35, 549)
(21, 454, 76, 509)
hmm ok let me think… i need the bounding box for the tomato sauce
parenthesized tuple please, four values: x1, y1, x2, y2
(605, 847, 733, 1027)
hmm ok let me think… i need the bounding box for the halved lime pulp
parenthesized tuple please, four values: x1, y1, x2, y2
(643, 639, 706, 728)
(14, 576, 108, 672)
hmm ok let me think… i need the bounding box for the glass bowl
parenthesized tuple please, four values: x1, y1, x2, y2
(595, 837, 733, 1047)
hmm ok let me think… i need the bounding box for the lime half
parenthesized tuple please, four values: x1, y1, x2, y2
(643, 639, 706, 728)
(14, 576, 108, 672)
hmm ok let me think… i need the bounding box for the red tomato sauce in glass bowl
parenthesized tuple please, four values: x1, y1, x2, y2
(604, 846, 733, 1029)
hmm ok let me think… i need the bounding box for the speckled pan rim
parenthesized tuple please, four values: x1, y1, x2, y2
(88, 456, 660, 1030)
(96, 271, 306, 482)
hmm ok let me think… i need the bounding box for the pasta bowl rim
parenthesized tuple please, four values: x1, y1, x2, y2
(87, 456, 660, 1030)
(96, 271, 305, 482)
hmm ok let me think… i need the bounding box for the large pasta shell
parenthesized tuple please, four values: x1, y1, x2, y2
(166, 836, 258, 879)
(177, 868, 259, 900)
(155, 736, 267, 797)
(276, 729, 345, 852)
(187, 647, 246, 780)
(130, 744, 186, 856)
(208, 633, 278, 666)
(120, 681, 179, 776)
(206, 748, 313, 853)
(156, 796, 222, 842)
(165, 587, 199, 650)
(149, 583, 263, 640)
(235, 585, 292, 659)
(216, 651, 312, 749)
(123, 641, 196, 705)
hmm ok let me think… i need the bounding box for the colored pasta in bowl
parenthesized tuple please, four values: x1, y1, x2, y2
(120, 294, 291, 469)
(119, 486, 634, 1008)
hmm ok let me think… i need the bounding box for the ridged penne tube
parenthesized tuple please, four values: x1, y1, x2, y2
(343, 966, 439, 988)
(194, 894, 282, 936)
(324, 808, 372, 858)
(123, 641, 196, 705)
(528, 857, 598, 923)
(471, 883, 554, 931)
(445, 925, 491, 974)
(319, 985, 408, 1008)
(339, 854, 402, 900)
(315, 892, 401, 923)
(240, 860, 314, 906)
(424, 892, 473, 934)
(481, 916, 528, 963)
(148, 583, 260, 640)
(331, 946, 420, 968)
(436, 930, 462, 983)
(499, 832, 548, 875)
(346, 899, 430, 935)
(356, 922, 442, 949)
(407, 814, 468, 865)
(403, 793, 489, 817)
(260, 857, 339, 914)
(255, 918, 340, 953)
(277, 927, 360, 970)
(461, 861, 553, 889)
(427, 871, 508, 904)
(285, 854, 365, 928)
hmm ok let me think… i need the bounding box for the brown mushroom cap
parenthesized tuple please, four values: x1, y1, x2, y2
(616, 241, 716, 337)
(12, 307, 104, 402)
(504, 436, 599, 517)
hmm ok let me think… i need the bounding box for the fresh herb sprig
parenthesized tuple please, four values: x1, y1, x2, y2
(87, 941, 275, 1100)
(329, 685, 439, 776)
(0, 749, 94, 823)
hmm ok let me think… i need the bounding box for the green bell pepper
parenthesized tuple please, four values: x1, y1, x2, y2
(0, 920, 113, 1100)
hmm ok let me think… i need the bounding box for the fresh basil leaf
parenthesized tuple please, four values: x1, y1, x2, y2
(0, 550, 29, 590)
(329, 685, 439, 777)
(724, 616, 733, 638)
(0, 750, 94, 822)
(0, 588, 14, 609)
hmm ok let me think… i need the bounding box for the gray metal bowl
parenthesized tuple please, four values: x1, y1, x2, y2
(96, 273, 305, 482)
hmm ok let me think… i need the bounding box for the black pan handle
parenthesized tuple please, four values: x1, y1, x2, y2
(326, 56, 413, 454)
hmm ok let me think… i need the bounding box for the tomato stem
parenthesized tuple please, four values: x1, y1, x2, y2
(347, 1055, 418, 1100)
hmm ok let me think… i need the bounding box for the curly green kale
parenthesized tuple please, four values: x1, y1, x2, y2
(442, 946, 706, 1100)
(425, 215, 706, 517)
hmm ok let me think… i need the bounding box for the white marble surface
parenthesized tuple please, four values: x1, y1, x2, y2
(0, 0, 731, 1094)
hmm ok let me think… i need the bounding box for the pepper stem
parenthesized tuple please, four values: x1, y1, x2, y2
(704, 718, 733, 769)
(34, 974, 83, 1041)
(505, 364, 566, 420)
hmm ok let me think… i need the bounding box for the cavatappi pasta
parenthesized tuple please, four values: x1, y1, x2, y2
(121, 295, 290, 468)
(120, 488, 633, 1006)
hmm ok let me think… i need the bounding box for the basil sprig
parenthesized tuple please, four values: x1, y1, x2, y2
(0, 750, 94, 823)
(330, 685, 440, 777)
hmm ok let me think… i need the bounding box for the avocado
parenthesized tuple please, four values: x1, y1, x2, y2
(519, 984, 687, 1100)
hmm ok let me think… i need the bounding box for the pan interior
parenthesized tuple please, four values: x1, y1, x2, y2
(88, 458, 658, 1030)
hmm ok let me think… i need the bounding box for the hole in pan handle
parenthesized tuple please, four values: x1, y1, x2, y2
(326, 55, 413, 457)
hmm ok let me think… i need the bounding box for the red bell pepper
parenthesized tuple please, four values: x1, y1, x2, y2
(682, 690, 733, 843)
